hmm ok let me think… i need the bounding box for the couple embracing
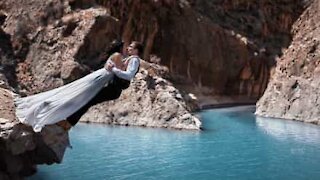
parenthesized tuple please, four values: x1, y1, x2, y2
(15, 40, 143, 132)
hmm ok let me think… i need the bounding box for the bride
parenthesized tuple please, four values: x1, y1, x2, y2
(15, 41, 143, 132)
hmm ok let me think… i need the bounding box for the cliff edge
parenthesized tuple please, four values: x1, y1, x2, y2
(80, 61, 201, 130)
(256, 0, 320, 124)
(0, 88, 70, 179)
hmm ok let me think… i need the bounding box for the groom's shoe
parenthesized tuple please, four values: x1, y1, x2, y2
(57, 120, 72, 131)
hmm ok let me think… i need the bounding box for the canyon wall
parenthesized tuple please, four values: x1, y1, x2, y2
(96, 0, 305, 98)
(0, 1, 202, 177)
(0, 0, 316, 177)
(256, 0, 320, 124)
(1, 0, 306, 99)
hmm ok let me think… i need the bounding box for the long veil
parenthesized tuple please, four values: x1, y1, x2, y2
(15, 68, 113, 132)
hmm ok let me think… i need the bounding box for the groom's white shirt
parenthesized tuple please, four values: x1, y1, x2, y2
(111, 56, 140, 81)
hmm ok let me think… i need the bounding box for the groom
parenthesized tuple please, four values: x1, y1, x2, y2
(60, 41, 143, 129)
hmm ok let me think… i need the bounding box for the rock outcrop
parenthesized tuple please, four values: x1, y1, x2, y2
(1, 0, 120, 95)
(256, 0, 320, 124)
(0, 88, 70, 179)
(80, 61, 201, 130)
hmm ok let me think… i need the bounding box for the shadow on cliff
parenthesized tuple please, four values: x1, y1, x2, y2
(0, 13, 18, 88)
(2, 0, 309, 102)
(89, 0, 308, 101)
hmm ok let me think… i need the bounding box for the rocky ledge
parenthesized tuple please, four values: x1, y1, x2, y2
(80, 60, 202, 130)
(0, 88, 70, 179)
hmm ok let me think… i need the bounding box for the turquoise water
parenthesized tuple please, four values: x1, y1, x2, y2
(30, 106, 320, 180)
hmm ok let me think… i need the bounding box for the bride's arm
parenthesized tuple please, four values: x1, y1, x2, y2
(111, 57, 139, 81)
(104, 59, 114, 70)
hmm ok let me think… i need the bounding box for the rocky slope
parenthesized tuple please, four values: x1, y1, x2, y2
(80, 61, 201, 130)
(0, 88, 70, 179)
(1, 0, 120, 95)
(256, 0, 320, 124)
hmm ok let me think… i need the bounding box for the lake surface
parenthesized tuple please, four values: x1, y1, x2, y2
(29, 106, 320, 180)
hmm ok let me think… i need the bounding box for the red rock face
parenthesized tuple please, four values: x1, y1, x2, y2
(1, 0, 120, 94)
(97, 0, 306, 97)
(256, 0, 320, 124)
(0, 0, 306, 98)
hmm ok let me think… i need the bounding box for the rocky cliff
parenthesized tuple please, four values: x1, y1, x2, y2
(1, 0, 120, 95)
(97, 0, 305, 102)
(0, 1, 201, 178)
(256, 0, 320, 124)
(1, 0, 306, 102)
(0, 0, 315, 178)
(1, 5, 70, 178)
(80, 61, 201, 130)
(0, 88, 70, 179)
(0, 0, 201, 128)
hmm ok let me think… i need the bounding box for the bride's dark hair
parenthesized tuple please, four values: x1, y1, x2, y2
(106, 40, 124, 57)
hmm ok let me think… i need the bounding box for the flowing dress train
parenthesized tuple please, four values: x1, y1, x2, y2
(15, 68, 113, 132)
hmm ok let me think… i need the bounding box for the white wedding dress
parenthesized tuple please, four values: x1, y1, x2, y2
(15, 68, 113, 132)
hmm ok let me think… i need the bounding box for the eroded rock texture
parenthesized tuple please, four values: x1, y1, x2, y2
(96, 0, 306, 98)
(0, 88, 70, 179)
(256, 0, 320, 124)
(1, 0, 307, 99)
(80, 61, 201, 130)
(0, 0, 316, 178)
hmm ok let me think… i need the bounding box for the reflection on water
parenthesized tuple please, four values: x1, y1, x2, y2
(256, 116, 320, 145)
(209, 105, 256, 113)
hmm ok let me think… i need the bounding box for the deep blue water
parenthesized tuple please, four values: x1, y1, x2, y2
(29, 106, 320, 180)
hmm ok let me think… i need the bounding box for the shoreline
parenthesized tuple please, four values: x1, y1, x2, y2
(190, 94, 258, 112)
(198, 102, 256, 111)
